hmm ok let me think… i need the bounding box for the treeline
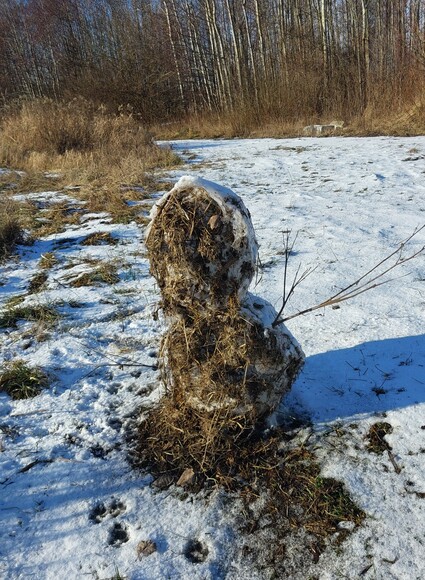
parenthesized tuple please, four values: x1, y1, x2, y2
(1, 0, 424, 124)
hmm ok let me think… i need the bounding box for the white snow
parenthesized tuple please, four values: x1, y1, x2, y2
(12, 191, 79, 205)
(1, 136, 425, 579)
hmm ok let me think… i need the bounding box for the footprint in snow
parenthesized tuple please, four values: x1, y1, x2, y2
(184, 539, 209, 563)
(89, 498, 126, 523)
(108, 522, 129, 547)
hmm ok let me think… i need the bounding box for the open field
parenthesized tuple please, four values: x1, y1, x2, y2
(1, 136, 424, 579)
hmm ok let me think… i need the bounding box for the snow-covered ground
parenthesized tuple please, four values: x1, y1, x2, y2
(1, 136, 424, 579)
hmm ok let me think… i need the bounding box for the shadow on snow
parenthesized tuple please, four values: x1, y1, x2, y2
(282, 333, 425, 425)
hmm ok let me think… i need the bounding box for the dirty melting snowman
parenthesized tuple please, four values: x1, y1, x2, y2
(139, 175, 304, 481)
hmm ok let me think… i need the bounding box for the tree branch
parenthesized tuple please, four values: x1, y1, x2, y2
(273, 225, 425, 326)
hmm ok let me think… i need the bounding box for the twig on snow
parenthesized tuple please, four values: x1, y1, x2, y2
(272, 230, 317, 326)
(273, 224, 425, 326)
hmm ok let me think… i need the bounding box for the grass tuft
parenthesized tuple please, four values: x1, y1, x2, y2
(0, 304, 59, 328)
(366, 422, 393, 453)
(0, 360, 48, 400)
(69, 265, 120, 287)
(30, 200, 82, 237)
(4, 295, 26, 309)
(81, 232, 118, 246)
(0, 197, 24, 260)
(28, 271, 48, 294)
(39, 252, 58, 269)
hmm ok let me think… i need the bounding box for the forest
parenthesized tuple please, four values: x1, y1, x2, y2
(1, 0, 424, 132)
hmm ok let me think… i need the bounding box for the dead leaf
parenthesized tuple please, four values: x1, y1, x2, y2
(177, 467, 195, 487)
(136, 540, 157, 559)
(208, 214, 220, 230)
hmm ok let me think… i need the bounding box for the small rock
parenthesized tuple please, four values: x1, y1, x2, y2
(337, 520, 355, 531)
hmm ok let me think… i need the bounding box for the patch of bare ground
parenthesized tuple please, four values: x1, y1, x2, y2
(366, 422, 393, 454)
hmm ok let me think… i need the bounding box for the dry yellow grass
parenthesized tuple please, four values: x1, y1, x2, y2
(151, 91, 425, 139)
(0, 197, 24, 260)
(0, 98, 180, 190)
(0, 99, 182, 237)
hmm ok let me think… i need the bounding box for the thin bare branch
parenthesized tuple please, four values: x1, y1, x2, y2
(329, 224, 425, 302)
(273, 225, 425, 326)
(272, 230, 316, 327)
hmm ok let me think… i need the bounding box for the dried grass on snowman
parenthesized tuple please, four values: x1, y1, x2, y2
(139, 176, 304, 484)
